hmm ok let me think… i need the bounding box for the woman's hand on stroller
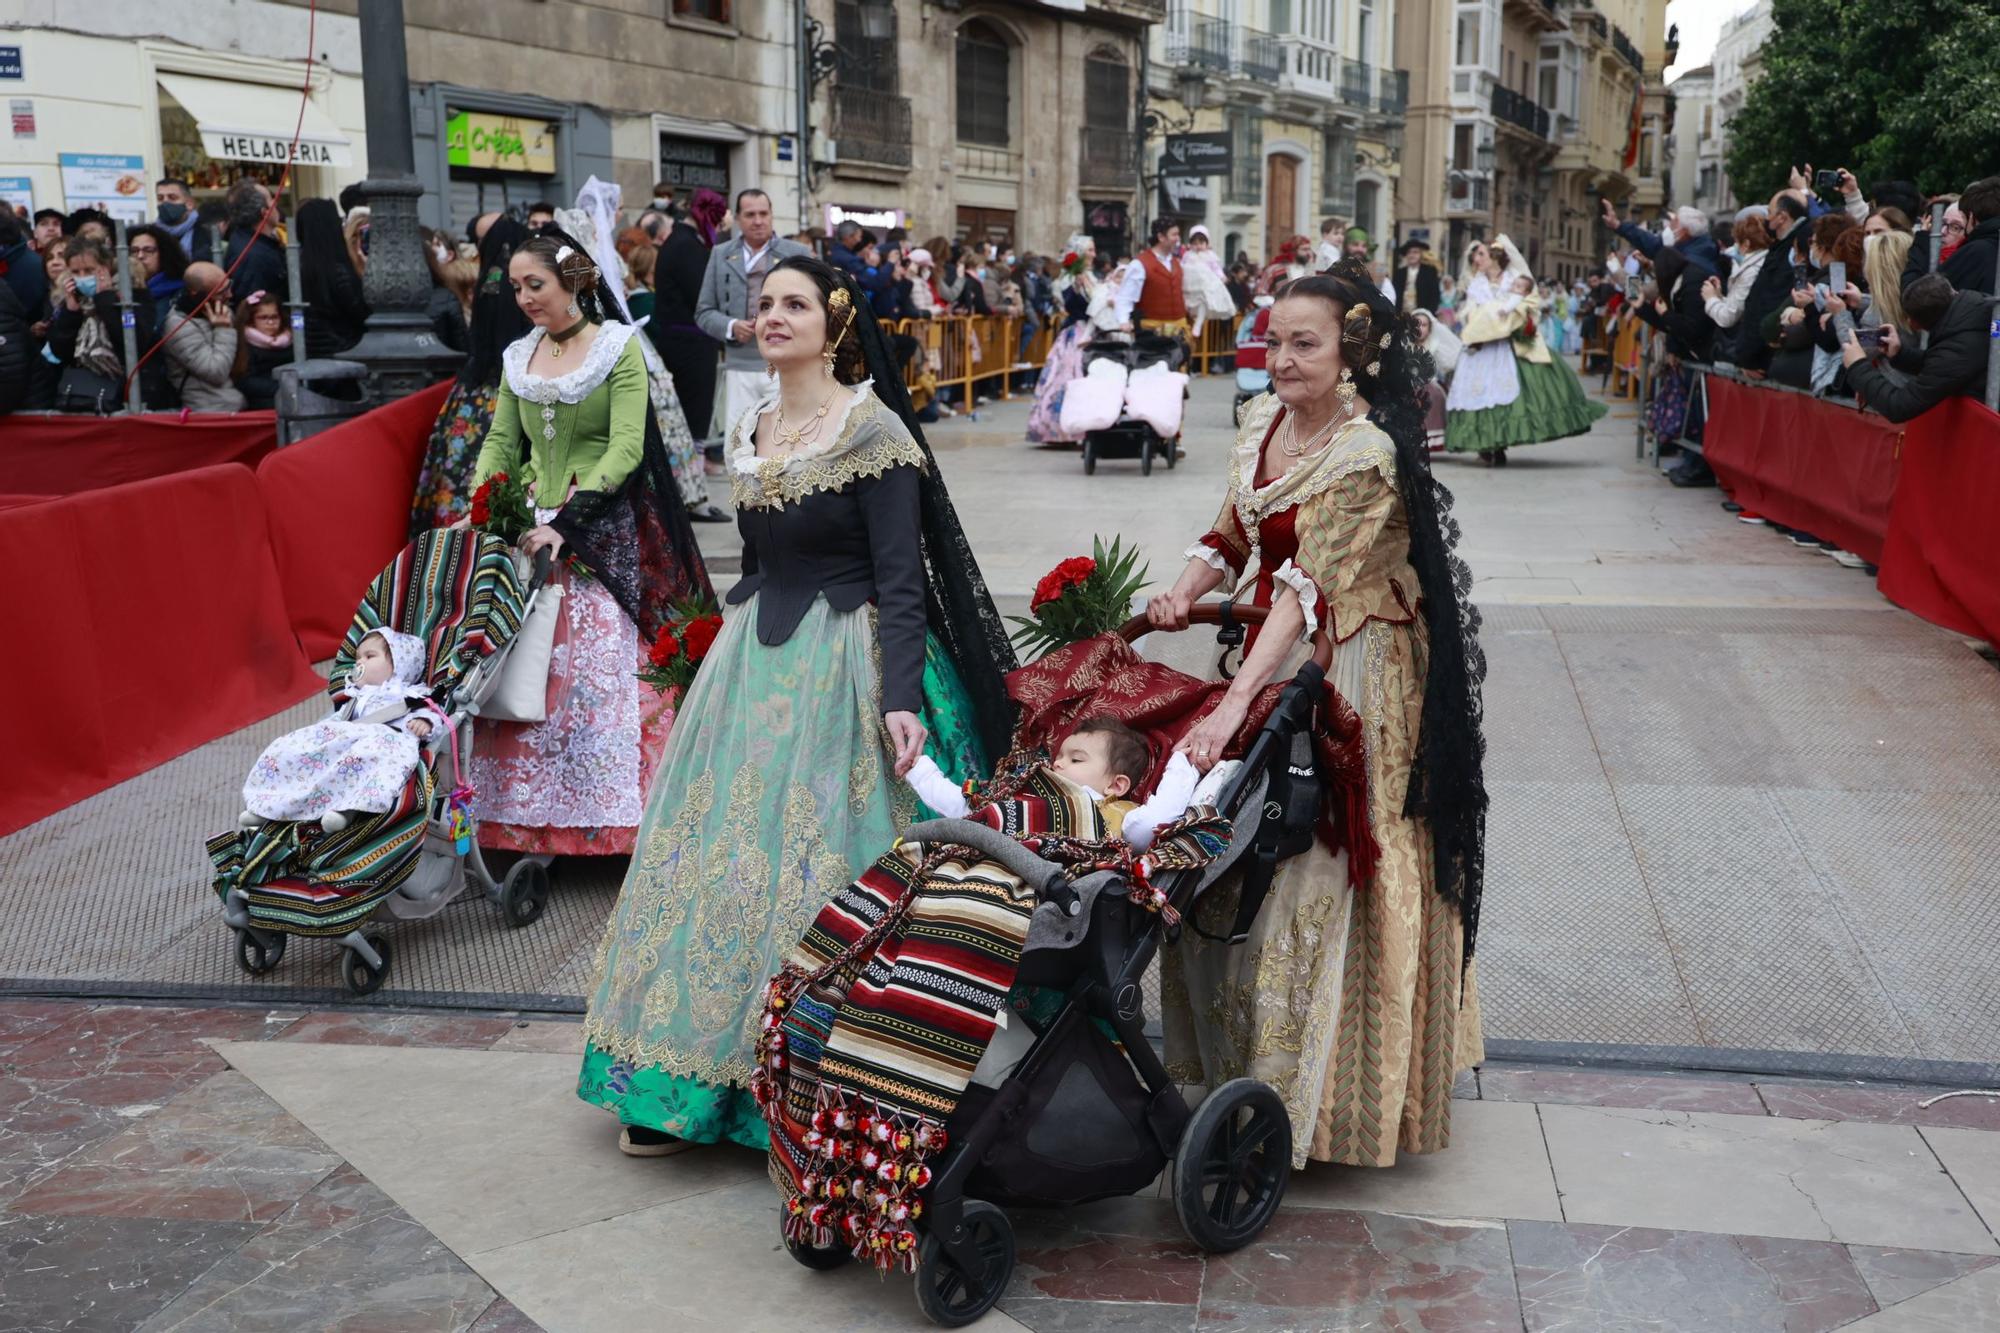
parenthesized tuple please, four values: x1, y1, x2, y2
(1146, 587, 1195, 630)
(522, 524, 565, 559)
(884, 711, 928, 779)
(1177, 695, 1248, 773)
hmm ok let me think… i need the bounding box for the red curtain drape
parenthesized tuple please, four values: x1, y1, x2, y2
(255, 380, 451, 659)
(0, 466, 322, 836)
(1878, 396, 2000, 646)
(0, 412, 277, 497)
(1701, 378, 1902, 565)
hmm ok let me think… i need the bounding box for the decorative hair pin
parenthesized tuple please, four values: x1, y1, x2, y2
(555, 244, 574, 264)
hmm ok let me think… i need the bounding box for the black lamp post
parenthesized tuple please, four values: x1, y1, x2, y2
(347, 0, 462, 399)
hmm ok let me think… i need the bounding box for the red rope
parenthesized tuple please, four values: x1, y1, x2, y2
(122, 0, 319, 401)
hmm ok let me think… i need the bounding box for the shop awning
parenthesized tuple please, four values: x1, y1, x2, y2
(157, 72, 354, 169)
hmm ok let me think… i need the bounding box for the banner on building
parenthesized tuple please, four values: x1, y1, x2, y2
(1158, 176, 1209, 218)
(1160, 132, 1232, 178)
(60, 153, 148, 224)
(0, 175, 31, 214)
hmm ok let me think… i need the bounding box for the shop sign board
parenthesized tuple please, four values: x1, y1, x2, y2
(0, 47, 22, 80)
(824, 204, 905, 235)
(60, 153, 148, 224)
(1158, 176, 1209, 217)
(208, 132, 346, 166)
(1160, 132, 1232, 178)
(657, 134, 730, 193)
(10, 98, 33, 139)
(446, 111, 557, 174)
(0, 176, 31, 214)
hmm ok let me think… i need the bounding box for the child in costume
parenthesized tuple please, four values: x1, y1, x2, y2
(241, 628, 437, 831)
(906, 714, 1200, 851)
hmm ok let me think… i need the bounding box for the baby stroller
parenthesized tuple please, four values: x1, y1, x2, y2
(1075, 332, 1188, 477)
(1233, 303, 1273, 425)
(770, 607, 1331, 1326)
(209, 528, 555, 995)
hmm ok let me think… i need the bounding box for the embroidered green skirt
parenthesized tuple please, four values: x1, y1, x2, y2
(576, 594, 986, 1147)
(1445, 352, 1607, 453)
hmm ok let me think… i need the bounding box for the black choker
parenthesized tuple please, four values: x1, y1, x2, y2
(549, 317, 590, 343)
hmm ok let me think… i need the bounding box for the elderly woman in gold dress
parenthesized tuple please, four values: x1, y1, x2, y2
(1146, 260, 1489, 1169)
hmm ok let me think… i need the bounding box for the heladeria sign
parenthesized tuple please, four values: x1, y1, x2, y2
(212, 134, 343, 165)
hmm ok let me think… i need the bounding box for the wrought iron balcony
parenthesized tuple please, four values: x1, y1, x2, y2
(1447, 175, 1492, 214)
(1491, 85, 1552, 139)
(1378, 69, 1410, 115)
(1241, 31, 1283, 82)
(829, 85, 912, 168)
(1080, 125, 1138, 190)
(1611, 25, 1644, 70)
(1342, 60, 1372, 105)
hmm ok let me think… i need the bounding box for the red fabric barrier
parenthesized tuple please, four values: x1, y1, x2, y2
(255, 381, 451, 659)
(0, 467, 322, 836)
(1877, 396, 2000, 645)
(0, 412, 277, 497)
(1701, 378, 1901, 565)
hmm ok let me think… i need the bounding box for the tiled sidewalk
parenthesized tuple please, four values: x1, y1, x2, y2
(5, 1000, 1999, 1331)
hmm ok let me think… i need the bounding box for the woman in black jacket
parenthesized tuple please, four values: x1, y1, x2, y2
(654, 190, 723, 445)
(295, 198, 370, 358)
(46, 236, 165, 412)
(1632, 247, 1719, 363)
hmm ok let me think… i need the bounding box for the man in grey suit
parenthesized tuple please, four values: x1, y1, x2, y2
(695, 189, 811, 441)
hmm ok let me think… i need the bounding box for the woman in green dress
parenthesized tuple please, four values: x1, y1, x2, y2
(578, 256, 1017, 1154)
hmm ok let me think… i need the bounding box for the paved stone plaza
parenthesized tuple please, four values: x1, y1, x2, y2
(6, 373, 2000, 1329)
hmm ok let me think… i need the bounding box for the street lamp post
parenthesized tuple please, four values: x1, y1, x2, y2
(347, 0, 462, 399)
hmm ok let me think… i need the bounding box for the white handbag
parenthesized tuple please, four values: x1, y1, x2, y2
(478, 554, 564, 723)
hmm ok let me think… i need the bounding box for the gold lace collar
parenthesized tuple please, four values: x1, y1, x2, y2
(728, 383, 928, 510)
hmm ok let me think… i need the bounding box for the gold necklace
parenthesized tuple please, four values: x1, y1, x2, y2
(772, 389, 839, 451)
(1279, 409, 1343, 458)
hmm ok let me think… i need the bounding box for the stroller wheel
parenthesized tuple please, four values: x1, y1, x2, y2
(1174, 1078, 1291, 1254)
(1167, 439, 1179, 469)
(342, 933, 392, 996)
(1141, 440, 1155, 476)
(233, 928, 287, 976)
(915, 1200, 1014, 1328)
(501, 858, 551, 929)
(1082, 438, 1097, 475)
(781, 1211, 852, 1271)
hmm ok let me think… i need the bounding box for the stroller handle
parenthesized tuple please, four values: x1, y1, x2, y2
(1117, 604, 1334, 672)
(527, 545, 555, 592)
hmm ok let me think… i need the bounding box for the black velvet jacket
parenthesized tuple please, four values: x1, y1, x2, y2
(726, 391, 929, 716)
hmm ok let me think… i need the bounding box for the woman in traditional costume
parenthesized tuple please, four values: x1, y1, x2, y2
(578, 256, 1016, 1156)
(410, 218, 531, 534)
(1025, 236, 1098, 445)
(466, 228, 713, 855)
(1443, 235, 1604, 465)
(1147, 259, 1488, 1169)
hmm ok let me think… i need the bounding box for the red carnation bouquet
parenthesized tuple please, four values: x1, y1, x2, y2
(469, 471, 534, 546)
(1009, 535, 1148, 660)
(1060, 250, 1086, 277)
(639, 598, 725, 697)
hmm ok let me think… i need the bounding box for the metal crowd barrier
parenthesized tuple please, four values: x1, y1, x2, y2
(880, 311, 1239, 406)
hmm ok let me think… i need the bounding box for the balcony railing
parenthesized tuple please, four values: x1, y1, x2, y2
(1491, 85, 1552, 139)
(955, 142, 1022, 179)
(1278, 34, 1342, 99)
(1447, 175, 1492, 214)
(829, 86, 912, 168)
(1242, 31, 1283, 82)
(1378, 69, 1410, 114)
(1079, 125, 1138, 190)
(1611, 25, 1643, 70)
(1166, 16, 1236, 74)
(1341, 60, 1371, 105)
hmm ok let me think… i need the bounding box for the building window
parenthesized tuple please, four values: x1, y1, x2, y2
(1354, 179, 1380, 239)
(1084, 51, 1129, 130)
(672, 0, 730, 21)
(1455, 11, 1481, 65)
(1226, 107, 1262, 205)
(1452, 122, 1475, 170)
(835, 0, 898, 94)
(1358, 0, 1376, 66)
(956, 20, 1011, 147)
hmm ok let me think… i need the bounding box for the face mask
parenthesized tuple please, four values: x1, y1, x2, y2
(74, 275, 100, 298)
(157, 202, 188, 225)
(433, 244, 451, 266)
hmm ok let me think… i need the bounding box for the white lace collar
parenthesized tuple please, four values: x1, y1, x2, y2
(1229, 401, 1395, 534)
(502, 322, 636, 405)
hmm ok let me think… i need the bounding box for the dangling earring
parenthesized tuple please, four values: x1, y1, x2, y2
(1336, 367, 1358, 416)
(566, 300, 579, 318)
(822, 347, 836, 379)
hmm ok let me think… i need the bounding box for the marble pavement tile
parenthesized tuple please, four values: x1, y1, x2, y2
(1001, 1298, 1194, 1331)
(1834, 1264, 2000, 1330)
(1541, 1105, 1996, 1253)
(1285, 1099, 1564, 1222)
(0, 1212, 263, 1333)
(1006, 1197, 1204, 1304)
(490, 1019, 588, 1055)
(1845, 1245, 1999, 1310)
(467, 1296, 547, 1332)
(470, 1177, 1031, 1332)
(9, 1070, 341, 1225)
(1477, 1066, 1767, 1116)
(1917, 1126, 2000, 1238)
(1198, 1208, 1522, 1331)
(133, 1164, 498, 1333)
(1757, 1082, 2000, 1131)
(274, 1008, 521, 1050)
(212, 1040, 765, 1255)
(0, 999, 88, 1055)
(1510, 1220, 1878, 1332)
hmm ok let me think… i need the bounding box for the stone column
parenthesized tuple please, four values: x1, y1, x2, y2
(347, 0, 463, 399)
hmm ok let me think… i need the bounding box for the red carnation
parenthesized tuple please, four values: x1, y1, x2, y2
(648, 628, 680, 667)
(683, 614, 722, 661)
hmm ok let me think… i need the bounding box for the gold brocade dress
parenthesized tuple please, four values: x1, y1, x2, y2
(1161, 396, 1484, 1168)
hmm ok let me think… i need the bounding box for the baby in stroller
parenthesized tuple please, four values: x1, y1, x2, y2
(240, 628, 439, 834)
